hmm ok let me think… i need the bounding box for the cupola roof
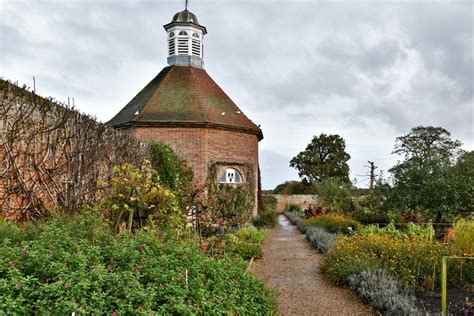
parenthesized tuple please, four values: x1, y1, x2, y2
(164, 9, 207, 34)
(172, 10, 199, 24)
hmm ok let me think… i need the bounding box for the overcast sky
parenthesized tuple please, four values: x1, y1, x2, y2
(1, 0, 473, 189)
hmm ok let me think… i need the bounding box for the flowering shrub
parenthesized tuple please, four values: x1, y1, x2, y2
(348, 269, 419, 315)
(322, 233, 474, 290)
(99, 162, 184, 233)
(225, 226, 266, 260)
(304, 213, 361, 235)
(0, 213, 276, 314)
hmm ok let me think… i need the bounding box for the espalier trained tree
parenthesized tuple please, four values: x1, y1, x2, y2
(290, 134, 351, 184)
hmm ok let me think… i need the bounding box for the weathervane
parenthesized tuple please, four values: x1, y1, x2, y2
(185, 0, 188, 10)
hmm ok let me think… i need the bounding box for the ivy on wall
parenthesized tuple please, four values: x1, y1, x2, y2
(199, 162, 255, 235)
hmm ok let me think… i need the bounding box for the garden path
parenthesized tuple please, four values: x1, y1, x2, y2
(252, 215, 373, 316)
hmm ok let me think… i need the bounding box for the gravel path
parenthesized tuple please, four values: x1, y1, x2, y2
(252, 215, 373, 316)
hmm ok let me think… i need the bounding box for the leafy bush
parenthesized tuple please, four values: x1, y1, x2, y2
(452, 218, 474, 255)
(360, 222, 434, 241)
(348, 269, 419, 315)
(313, 177, 354, 213)
(287, 204, 304, 217)
(225, 226, 266, 260)
(273, 180, 314, 194)
(99, 162, 184, 233)
(253, 195, 278, 228)
(148, 141, 195, 209)
(0, 213, 276, 314)
(305, 226, 338, 253)
(305, 213, 361, 235)
(203, 164, 256, 235)
(253, 209, 278, 229)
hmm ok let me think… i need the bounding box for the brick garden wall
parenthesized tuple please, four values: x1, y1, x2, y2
(270, 194, 318, 213)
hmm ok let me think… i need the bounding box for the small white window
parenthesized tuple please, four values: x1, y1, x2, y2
(192, 33, 200, 38)
(178, 31, 188, 36)
(169, 32, 175, 38)
(219, 168, 243, 184)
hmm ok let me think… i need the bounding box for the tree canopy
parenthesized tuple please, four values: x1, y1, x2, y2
(388, 126, 467, 221)
(290, 134, 351, 183)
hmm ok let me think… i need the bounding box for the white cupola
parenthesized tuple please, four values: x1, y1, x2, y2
(163, 9, 207, 68)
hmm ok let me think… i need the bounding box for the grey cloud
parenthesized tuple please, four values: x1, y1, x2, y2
(1, 1, 472, 189)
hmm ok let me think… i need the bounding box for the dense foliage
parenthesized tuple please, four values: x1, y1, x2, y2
(286, 204, 304, 217)
(225, 226, 266, 260)
(452, 218, 474, 256)
(204, 164, 255, 235)
(290, 133, 351, 183)
(253, 195, 279, 228)
(0, 213, 276, 314)
(148, 141, 195, 209)
(359, 222, 434, 241)
(387, 126, 471, 222)
(272, 180, 314, 194)
(304, 213, 361, 235)
(313, 178, 354, 213)
(99, 162, 184, 233)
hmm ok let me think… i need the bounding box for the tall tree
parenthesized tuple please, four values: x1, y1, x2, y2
(290, 134, 351, 183)
(388, 126, 464, 221)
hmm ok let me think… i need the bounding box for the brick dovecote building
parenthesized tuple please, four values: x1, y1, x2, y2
(107, 9, 263, 215)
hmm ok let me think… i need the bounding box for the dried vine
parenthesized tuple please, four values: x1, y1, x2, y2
(0, 79, 147, 221)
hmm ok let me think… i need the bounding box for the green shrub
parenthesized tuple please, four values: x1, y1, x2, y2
(313, 178, 354, 213)
(305, 213, 361, 235)
(348, 269, 419, 315)
(253, 209, 278, 228)
(452, 219, 474, 255)
(253, 195, 278, 228)
(148, 141, 195, 209)
(287, 204, 303, 215)
(99, 162, 184, 233)
(225, 226, 266, 260)
(305, 226, 338, 253)
(273, 180, 314, 194)
(0, 213, 276, 314)
(359, 222, 434, 241)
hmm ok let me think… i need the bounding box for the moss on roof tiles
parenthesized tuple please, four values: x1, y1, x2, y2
(107, 66, 262, 139)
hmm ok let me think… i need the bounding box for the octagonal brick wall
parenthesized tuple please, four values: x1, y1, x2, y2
(127, 126, 259, 216)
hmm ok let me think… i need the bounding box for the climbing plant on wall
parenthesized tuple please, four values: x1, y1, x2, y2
(200, 163, 255, 235)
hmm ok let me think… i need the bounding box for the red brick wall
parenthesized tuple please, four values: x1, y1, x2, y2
(127, 126, 259, 215)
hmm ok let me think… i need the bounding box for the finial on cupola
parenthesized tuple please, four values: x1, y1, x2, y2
(163, 2, 207, 68)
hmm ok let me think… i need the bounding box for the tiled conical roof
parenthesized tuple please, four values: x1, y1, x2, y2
(107, 66, 263, 140)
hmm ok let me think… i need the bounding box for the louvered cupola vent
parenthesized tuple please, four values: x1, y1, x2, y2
(163, 9, 207, 69)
